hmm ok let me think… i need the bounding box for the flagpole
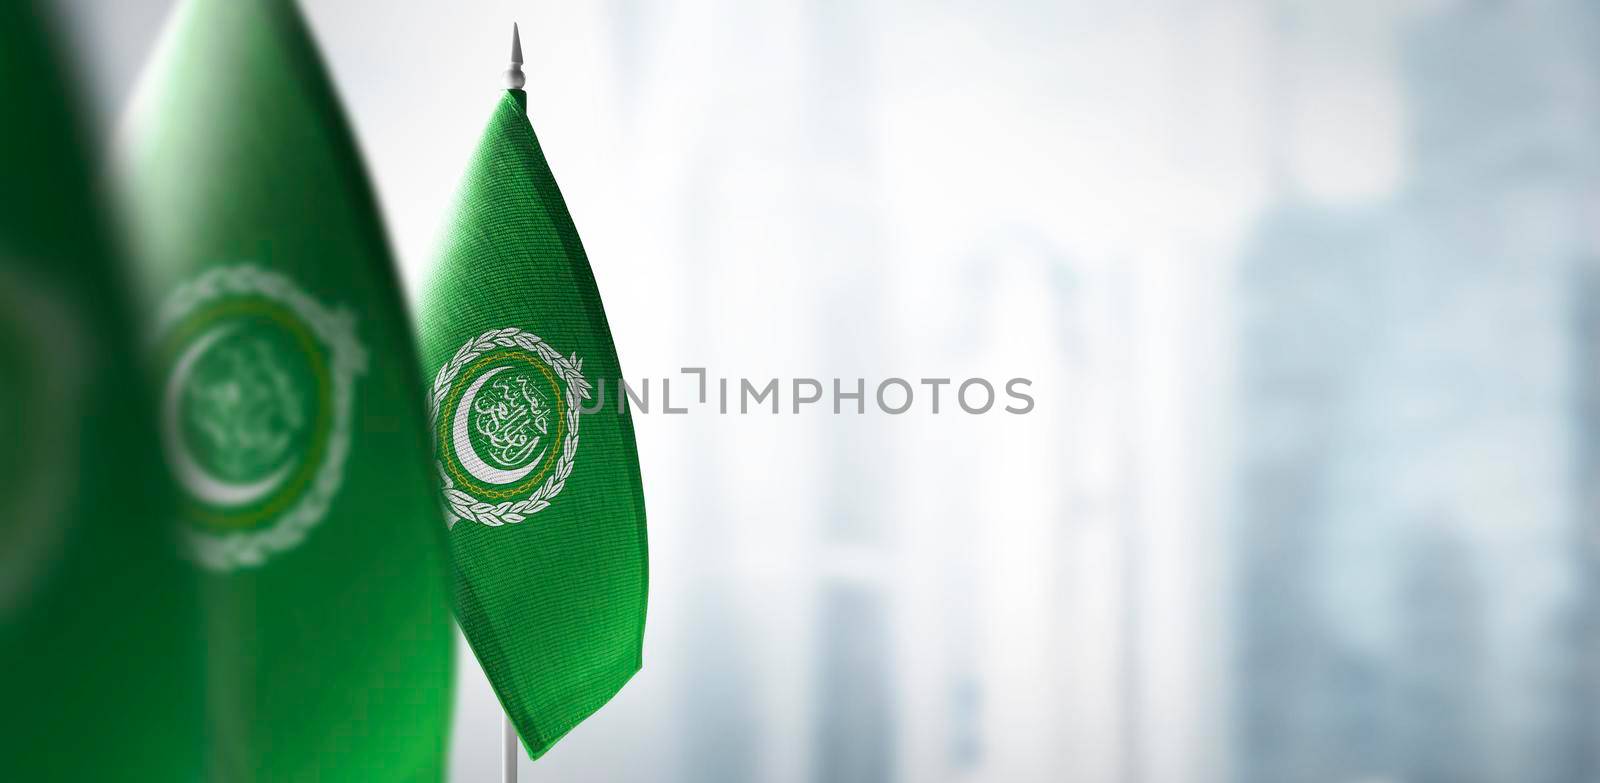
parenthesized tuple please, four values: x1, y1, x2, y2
(506, 23, 526, 91)
(499, 25, 526, 783)
(502, 712, 519, 783)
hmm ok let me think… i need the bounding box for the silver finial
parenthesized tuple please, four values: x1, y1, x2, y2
(505, 23, 526, 90)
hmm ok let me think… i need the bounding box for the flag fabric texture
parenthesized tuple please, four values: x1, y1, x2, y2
(122, 0, 453, 779)
(419, 89, 649, 759)
(0, 4, 201, 780)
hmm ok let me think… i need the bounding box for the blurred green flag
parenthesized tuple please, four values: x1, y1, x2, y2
(0, 4, 201, 781)
(419, 83, 649, 758)
(122, 0, 453, 779)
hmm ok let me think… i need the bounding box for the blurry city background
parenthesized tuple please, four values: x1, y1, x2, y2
(48, 0, 1600, 780)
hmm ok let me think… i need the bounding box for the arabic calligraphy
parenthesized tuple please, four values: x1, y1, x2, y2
(184, 336, 305, 480)
(472, 372, 550, 469)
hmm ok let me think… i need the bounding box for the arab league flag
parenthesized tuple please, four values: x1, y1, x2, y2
(0, 3, 201, 780)
(418, 68, 649, 757)
(121, 0, 453, 779)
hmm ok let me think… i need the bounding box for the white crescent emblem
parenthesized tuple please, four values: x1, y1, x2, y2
(453, 365, 543, 486)
(430, 327, 586, 528)
(161, 325, 293, 507)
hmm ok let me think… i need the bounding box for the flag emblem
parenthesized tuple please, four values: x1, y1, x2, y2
(155, 265, 366, 570)
(430, 327, 590, 529)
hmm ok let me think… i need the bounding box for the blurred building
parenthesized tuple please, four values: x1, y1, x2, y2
(805, 3, 898, 783)
(1399, 519, 1488, 783)
(1234, 198, 1397, 783)
(1234, 1, 1600, 781)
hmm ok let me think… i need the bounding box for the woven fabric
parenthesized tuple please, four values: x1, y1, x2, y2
(419, 91, 649, 760)
(122, 1, 455, 779)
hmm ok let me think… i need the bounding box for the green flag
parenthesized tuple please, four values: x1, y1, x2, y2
(418, 78, 649, 757)
(122, 0, 453, 779)
(0, 3, 201, 781)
